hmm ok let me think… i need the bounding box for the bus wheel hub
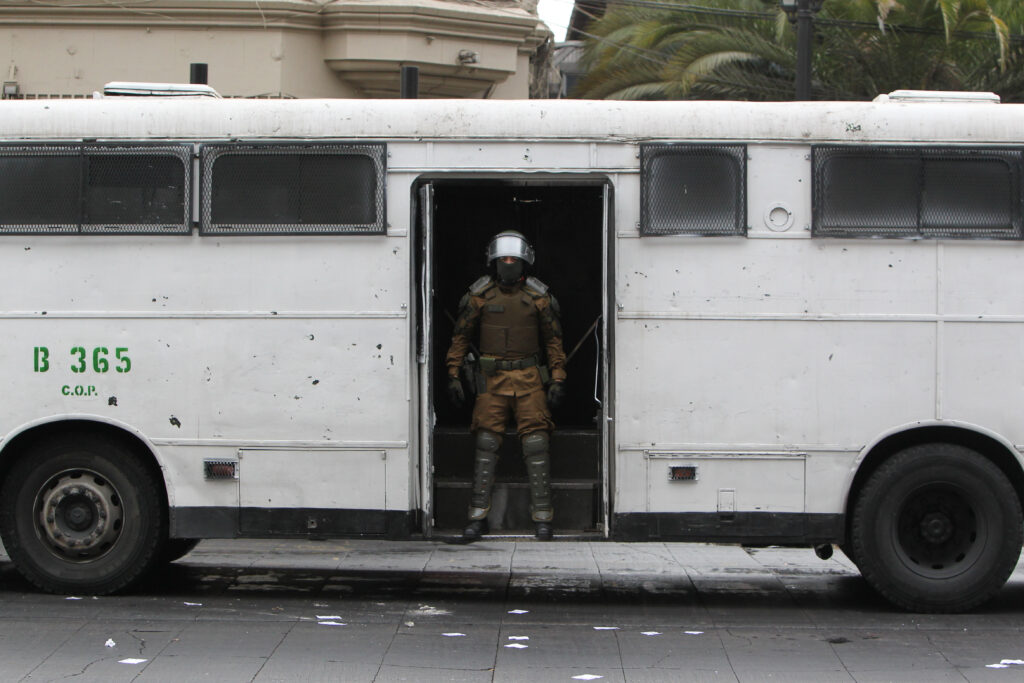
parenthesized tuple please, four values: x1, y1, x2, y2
(920, 512, 953, 544)
(38, 471, 122, 559)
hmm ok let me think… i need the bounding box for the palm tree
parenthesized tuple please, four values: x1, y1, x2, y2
(575, 0, 1019, 101)
(576, 0, 791, 100)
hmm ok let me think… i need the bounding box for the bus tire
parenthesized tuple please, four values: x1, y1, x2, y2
(0, 435, 165, 595)
(162, 538, 200, 563)
(851, 443, 1023, 613)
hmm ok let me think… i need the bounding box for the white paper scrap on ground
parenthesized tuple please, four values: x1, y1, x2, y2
(572, 676, 604, 681)
(508, 636, 529, 641)
(505, 643, 528, 649)
(685, 631, 704, 635)
(989, 660, 1024, 668)
(442, 633, 466, 637)
(412, 605, 452, 616)
(318, 621, 346, 626)
(316, 615, 342, 620)
(119, 659, 148, 665)
(593, 626, 619, 631)
(184, 602, 202, 607)
(104, 639, 116, 648)
(641, 632, 662, 636)
(508, 609, 529, 614)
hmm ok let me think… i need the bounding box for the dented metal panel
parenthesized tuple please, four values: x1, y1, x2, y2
(645, 453, 805, 514)
(238, 449, 386, 510)
(2, 229, 412, 515)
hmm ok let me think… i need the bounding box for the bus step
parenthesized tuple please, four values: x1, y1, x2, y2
(432, 530, 605, 542)
(433, 479, 599, 531)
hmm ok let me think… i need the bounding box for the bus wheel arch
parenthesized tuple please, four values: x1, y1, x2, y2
(0, 419, 169, 594)
(847, 425, 1024, 528)
(846, 427, 1024, 612)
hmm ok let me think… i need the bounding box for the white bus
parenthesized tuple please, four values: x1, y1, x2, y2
(0, 92, 1021, 613)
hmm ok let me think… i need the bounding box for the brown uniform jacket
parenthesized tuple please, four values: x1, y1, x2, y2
(446, 276, 567, 397)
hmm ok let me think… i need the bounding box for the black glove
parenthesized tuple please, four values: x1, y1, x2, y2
(447, 377, 465, 408)
(546, 381, 566, 410)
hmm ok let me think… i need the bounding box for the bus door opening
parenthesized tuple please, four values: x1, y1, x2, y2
(419, 181, 607, 537)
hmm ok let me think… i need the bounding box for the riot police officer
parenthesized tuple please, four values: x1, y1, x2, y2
(446, 231, 567, 541)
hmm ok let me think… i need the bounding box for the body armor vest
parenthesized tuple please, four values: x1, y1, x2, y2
(478, 285, 540, 359)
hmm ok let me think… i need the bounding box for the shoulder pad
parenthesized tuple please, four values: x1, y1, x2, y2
(523, 276, 549, 297)
(468, 275, 494, 296)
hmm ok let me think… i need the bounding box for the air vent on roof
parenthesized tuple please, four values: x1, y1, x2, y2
(100, 82, 221, 98)
(874, 90, 1000, 104)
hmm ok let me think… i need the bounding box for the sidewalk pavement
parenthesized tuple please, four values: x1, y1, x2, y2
(0, 539, 1022, 682)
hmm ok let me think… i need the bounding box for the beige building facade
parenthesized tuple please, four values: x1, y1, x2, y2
(0, 0, 550, 99)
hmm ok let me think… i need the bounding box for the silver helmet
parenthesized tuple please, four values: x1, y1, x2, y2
(486, 230, 535, 266)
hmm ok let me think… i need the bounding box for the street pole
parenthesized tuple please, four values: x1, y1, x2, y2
(795, 0, 812, 100)
(400, 65, 419, 99)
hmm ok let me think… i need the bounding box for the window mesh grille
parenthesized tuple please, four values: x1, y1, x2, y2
(0, 144, 191, 235)
(640, 144, 746, 236)
(82, 146, 191, 234)
(814, 146, 1022, 239)
(0, 147, 79, 233)
(200, 143, 386, 235)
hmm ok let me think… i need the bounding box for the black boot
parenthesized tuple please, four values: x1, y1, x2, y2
(534, 521, 553, 541)
(462, 518, 489, 543)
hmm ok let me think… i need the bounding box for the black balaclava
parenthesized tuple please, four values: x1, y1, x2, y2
(495, 258, 524, 286)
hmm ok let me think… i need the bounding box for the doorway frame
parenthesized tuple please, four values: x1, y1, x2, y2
(413, 175, 615, 538)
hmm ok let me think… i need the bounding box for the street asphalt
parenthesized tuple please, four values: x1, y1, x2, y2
(0, 538, 1022, 682)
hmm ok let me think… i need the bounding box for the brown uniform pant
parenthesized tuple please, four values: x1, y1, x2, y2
(470, 387, 554, 436)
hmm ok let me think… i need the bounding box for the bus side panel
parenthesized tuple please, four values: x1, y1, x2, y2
(941, 242, 1024, 439)
(613, 236, 940, 540)
(194, 318, 407, 442)
(4, 234, 413, 539)
(615, 318, 936, 447)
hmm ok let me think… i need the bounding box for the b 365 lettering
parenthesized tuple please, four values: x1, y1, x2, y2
(33, 346, 131, 374)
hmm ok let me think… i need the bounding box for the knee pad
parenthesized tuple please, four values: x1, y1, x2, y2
(521, 431, 549, 457)
(475, 430, 502, 453)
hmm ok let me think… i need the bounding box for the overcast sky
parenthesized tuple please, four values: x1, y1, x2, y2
(538, 0, 573, 41)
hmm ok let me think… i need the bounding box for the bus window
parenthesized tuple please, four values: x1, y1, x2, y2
(0, 149, 79, 233)
(200, 143, 386, 235)
(639, 143, 746, 237)
(82, 148, 191, 233)
(922, 156, 1019, 237)
(813, 146, 1022, 239)
(0, 144, 191, 235)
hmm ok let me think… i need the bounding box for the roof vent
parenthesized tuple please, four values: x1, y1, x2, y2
(99, 81, 221, 98)
(874, 90, 1000, 104)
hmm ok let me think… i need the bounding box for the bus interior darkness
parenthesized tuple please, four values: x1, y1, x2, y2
(421, 181, 606, 534)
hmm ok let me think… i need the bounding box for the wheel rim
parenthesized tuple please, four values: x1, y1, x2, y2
(34, 468, 124, 562)
(892, 482, 987, 579)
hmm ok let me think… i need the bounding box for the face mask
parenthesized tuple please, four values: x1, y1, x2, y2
(496, 259, 524, 285)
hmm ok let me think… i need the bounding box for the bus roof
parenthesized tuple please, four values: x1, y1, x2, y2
(0, 97, 1021, 144)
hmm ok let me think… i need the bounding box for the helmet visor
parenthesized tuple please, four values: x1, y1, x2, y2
(487, 234, 535, 265)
